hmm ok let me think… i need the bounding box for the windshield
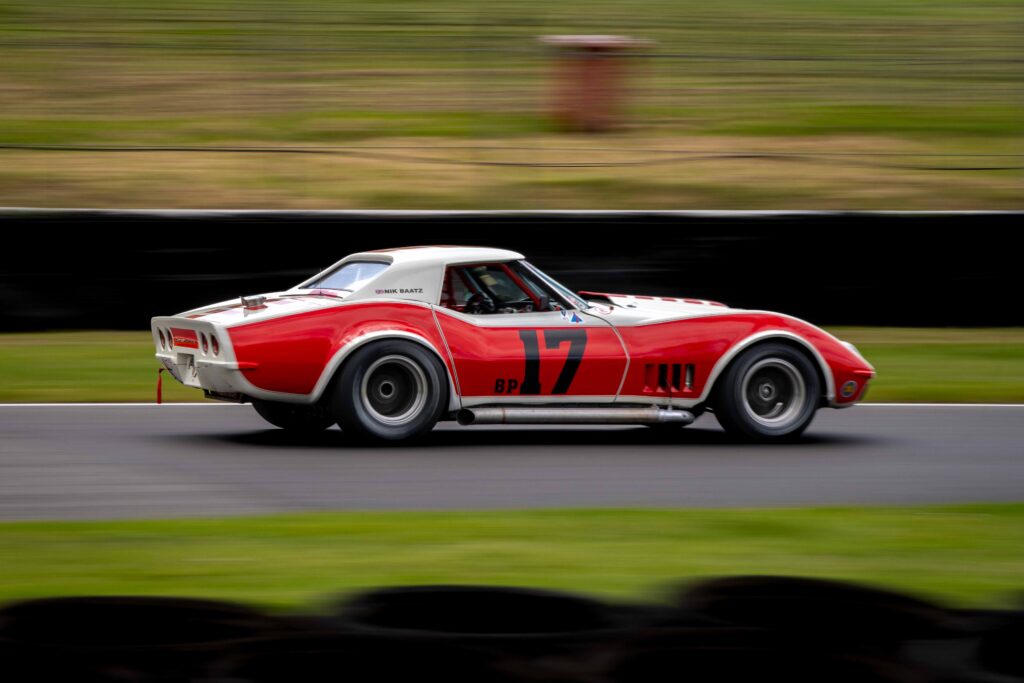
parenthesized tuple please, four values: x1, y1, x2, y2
(519, 261, 590, 310)
(302, 260, 389, 292)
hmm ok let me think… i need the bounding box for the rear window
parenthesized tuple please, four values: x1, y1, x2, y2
(304, 261, 388, 292)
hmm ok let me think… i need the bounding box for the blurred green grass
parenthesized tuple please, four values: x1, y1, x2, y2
(829, 327, 1024, 403)
(0, 332, 197, 404)
(2, 505, 1023, 609)
(0, 329, 1021, 403)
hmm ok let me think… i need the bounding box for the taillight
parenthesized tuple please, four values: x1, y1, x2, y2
(200, 333, 209, 354)
(158, 329, 166, 349)
(211, 335, 220, 356)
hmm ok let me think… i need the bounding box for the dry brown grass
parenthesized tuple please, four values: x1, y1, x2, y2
(1, 134, 1019, 209)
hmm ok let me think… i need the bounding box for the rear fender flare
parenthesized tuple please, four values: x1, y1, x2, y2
(313, 330, 460, 411)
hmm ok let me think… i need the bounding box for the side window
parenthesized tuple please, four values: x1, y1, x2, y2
(304, 260, 388, 292)
(440, 263, 558, 315)
(440, 267, 472, 311)
(512, 265, 566, 312)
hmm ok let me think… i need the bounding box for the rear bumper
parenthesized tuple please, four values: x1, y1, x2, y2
(152, 316, 252, 394)
(155, 353, 257, 393)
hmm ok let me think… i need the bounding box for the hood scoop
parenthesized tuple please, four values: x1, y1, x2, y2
(241, 295, 267, 310)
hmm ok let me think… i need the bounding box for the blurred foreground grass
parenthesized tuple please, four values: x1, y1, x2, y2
(1, 505, 1023, 609)
(1, 0, 1021, 208)
(0, 329, 1021, 404)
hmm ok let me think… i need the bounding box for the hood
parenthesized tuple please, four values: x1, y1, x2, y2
(580, 291, 740, 324)
(177, 289, 349, 327)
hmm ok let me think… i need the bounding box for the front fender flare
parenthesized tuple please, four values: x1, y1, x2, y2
(699, 330, 836, 405)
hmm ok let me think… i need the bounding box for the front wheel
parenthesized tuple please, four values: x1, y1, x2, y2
(329, 340, 448, 442)
(251, 399, 335, 432)
(712, 343, 821, 441)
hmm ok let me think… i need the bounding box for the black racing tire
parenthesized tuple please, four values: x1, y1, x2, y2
(712, 342, 822, 441)
(330, 339, 448, 442)
(251, 399, 335, 432)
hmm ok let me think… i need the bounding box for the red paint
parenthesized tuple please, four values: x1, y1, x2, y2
(228, 303, 453, 395)
(219, 301, 873, 406)
(615, 318, 741, 397)
(614, 313, 872, 402)
(435, 311, 626, 397)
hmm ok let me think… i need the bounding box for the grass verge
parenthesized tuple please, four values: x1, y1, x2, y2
(1, 505, 1023, 609)
(0, 329, 1021, 404)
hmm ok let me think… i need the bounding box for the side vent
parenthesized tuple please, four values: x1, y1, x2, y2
(644, 363, 696, 393)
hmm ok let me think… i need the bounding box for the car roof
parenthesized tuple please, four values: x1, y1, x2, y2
(349, 245, 524, 265)
(295, 245, 527, 305)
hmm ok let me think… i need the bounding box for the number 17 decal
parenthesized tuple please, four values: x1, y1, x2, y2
(517, 328, 587, 395)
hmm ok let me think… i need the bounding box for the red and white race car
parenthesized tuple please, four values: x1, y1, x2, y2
(153, 246, 874, 441)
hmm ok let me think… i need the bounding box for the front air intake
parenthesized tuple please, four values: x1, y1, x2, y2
(644, 363, 694, 393)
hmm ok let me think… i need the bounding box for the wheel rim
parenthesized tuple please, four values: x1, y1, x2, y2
(360, 355, 428, 426)
(740, 358, 806, 428)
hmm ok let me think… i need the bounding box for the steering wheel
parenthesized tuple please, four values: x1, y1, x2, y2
(496, 297, 544, 314)
(465, 292, 496, 315)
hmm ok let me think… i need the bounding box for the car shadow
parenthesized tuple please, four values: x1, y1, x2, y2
(191, 424, 886, 451)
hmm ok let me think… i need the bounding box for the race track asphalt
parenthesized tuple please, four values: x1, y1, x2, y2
(0, 404, 1022, 520)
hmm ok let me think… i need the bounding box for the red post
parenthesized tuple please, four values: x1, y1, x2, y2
(540, 35, 652, 133)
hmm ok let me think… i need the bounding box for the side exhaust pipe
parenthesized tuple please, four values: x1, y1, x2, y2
(457, 406, 695, 426)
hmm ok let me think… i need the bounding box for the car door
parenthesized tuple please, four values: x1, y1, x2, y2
(433, 262, 627, 404)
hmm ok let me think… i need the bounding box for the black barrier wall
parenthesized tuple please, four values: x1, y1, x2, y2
(1, 210, 1020, 331)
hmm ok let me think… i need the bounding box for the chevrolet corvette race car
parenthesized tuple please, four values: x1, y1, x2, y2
(152, 246, 874, 442)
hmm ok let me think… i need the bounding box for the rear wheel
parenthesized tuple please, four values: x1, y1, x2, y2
(712, 343, 821, 441)
(251, 399, 334, 432)
(330, 340, 448, 442)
